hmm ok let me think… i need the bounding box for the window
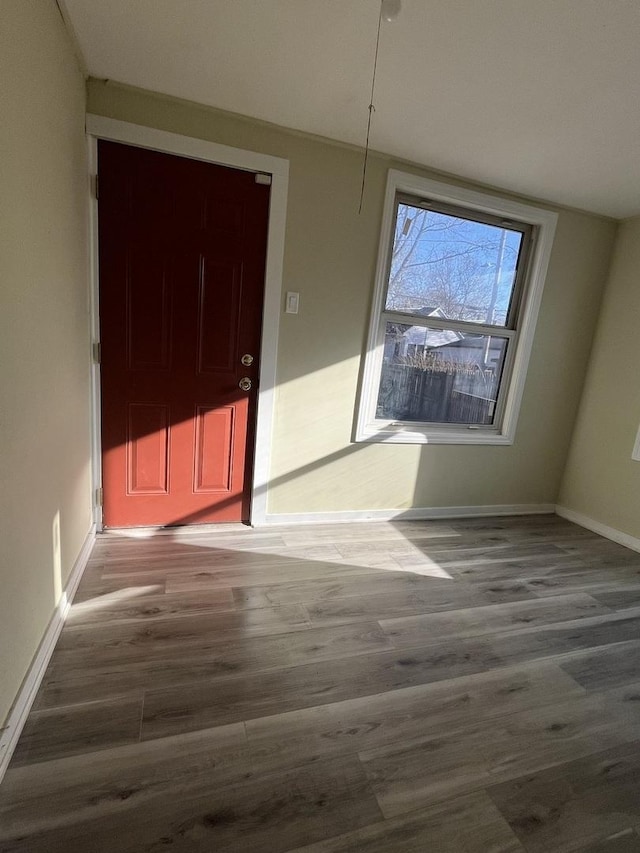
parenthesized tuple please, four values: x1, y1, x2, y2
(356, 171, 557, 445)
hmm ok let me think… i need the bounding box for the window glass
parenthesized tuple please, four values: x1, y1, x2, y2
(377, 322, 508, 425)
(385, 203, 524, 327)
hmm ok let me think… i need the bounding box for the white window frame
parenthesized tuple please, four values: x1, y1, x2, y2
(355, 170, 558, 446)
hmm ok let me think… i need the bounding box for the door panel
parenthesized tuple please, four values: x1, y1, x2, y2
(126, 251, 172, 371)
(193, 405, 235, 492)
(98, 141, 269, 527)
(127, 404, 170, 495)
(196, 259, 242, 373)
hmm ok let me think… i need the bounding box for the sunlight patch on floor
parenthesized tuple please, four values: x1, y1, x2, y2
(67, 586, 163, 619)
(99, 523, 457, 580)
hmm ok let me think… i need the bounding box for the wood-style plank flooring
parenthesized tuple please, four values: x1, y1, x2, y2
(3, 515, 640, 851)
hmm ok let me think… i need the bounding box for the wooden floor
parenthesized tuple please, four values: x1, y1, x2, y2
(4, 515, 640, 851)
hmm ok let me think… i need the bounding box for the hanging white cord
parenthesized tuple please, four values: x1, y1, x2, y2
(358, 3, 383, 214)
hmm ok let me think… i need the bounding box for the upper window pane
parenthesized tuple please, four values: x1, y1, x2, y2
(385, 202, 525, 327)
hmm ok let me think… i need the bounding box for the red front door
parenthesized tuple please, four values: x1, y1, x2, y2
(98, 141, 269, 527)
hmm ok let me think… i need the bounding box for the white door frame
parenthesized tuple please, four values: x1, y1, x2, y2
(86, 114, 289, 528)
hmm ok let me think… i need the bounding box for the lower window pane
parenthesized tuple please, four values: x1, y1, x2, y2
(377, 323, 508, 425)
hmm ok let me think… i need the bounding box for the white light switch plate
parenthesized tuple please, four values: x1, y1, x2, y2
(285, 292, 299, 314)
(632, 424, 640, 461)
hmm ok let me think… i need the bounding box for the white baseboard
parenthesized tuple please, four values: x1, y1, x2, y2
(262, 503, 556, 526)
(555, 505, 640, 554)
(0, 524, 96, 783)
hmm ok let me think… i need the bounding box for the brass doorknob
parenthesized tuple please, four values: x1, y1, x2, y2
(239, 377, 252, 391)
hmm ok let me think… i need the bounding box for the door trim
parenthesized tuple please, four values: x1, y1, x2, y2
(86, 115, 289, 527)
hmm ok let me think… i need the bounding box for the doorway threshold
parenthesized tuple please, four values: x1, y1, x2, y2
(99, 522, 253, 539)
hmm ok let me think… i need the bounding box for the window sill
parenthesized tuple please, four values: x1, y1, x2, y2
(355, 422, 515, 446)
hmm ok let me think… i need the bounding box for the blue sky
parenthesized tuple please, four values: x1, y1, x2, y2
(387, 204, 524, 325)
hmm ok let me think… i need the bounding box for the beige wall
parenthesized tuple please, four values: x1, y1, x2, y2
(0, 1, 92, 726)
(87, 80, 617, 517)
(559, 216, 640, 537)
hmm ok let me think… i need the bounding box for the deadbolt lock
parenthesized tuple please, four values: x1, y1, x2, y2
(241, 353, 254, 366)
(239, 377, 252, 391)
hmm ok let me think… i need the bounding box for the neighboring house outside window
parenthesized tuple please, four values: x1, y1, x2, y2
(356, 171, 558, 445)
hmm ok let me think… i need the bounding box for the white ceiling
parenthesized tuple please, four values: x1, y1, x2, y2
(63, 0, 640, 218)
